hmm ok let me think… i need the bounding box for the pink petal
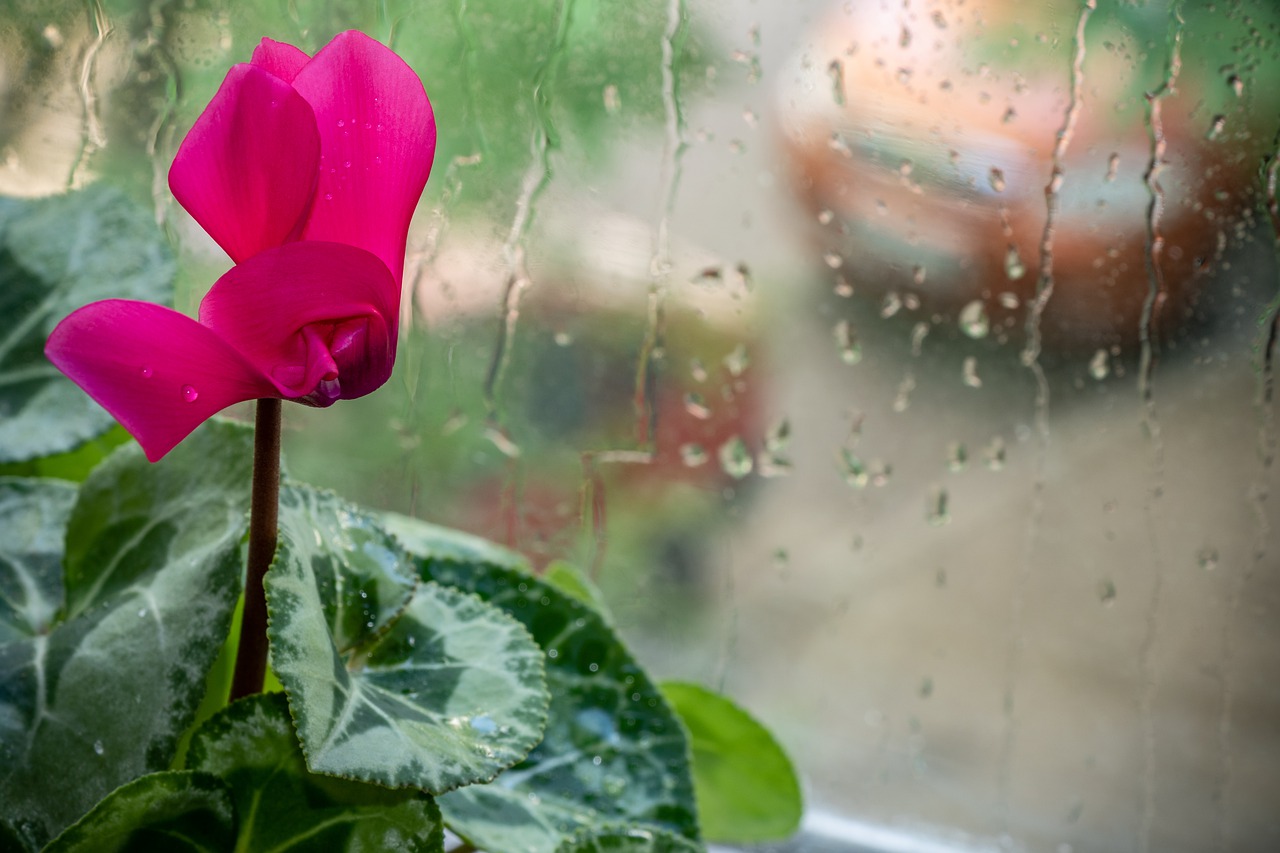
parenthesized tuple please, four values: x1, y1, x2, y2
(251, 38, 311, 83)
(169, 63, 321, 263)
(45, 300, 279, 462)
(292, 30, 436, 285)
(197, 242, 398, 404)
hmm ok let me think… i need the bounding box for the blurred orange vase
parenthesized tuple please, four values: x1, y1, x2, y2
(777, 0, 1277, 352)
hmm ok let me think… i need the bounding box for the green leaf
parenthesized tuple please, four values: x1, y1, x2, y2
(0, 186, 175, 463)
(555, 827, 704, 853)
(0, 420, 251, 850)
(541, 561, 613, 625)
(41, 771, 236, 853)
(660, 682, 802, 843)
(381, 511, 527, 570)
(187, 692, 444, 853)
(267, 484, 549, 793)
(0, 478, 76, 644)
(392, 515, 701, 853)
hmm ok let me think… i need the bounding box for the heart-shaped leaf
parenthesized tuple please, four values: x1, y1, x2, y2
(267, 484, 549, 793)
(0, 186, 175, 463)
(660, 682, 802, 843)
(388, 513, 701, 853)
(41, 771, 236, 853)
(0, 420, 251, 850)
(187, 692, 444, 852)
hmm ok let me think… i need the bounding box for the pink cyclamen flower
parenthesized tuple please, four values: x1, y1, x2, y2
(45, 31, 435, 461)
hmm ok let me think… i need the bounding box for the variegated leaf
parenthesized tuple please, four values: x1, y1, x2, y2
(42, 771, 235, 853)
(388, 513, 701, 853)
(0, 478, 76, 644)
(0, 187, 175, 463)
(187, 693, 444, 852)
(0, 421, 251, 850)
(267, 485, 549, 793)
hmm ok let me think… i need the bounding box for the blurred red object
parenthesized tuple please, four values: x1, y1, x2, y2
(777, 0, 1274, 351)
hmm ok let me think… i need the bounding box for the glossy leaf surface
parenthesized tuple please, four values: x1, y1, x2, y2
(0, 187, 174, 463)
(661, 682, 803, 843)
(0, 421, 251, 850)
(390, 513, 701, 853)
(267, 485, 549, 792)
(42, 771, 236, 853)
(187, 692, 444, 852)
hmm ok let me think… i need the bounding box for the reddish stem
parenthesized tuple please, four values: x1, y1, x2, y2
(229, 398, 281, 701)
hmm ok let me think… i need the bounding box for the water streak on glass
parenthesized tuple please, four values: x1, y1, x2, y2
(633, 0, 689, 449)
(1000, 0, 1095, 829)
(1217, 129, 1280, 853)
(143, 1, 180, 227)
(481, 0, 575, 426)
(1135, 9, 1185, 852)
(452, 0, 491, 160)
(67, 0, 111, 190)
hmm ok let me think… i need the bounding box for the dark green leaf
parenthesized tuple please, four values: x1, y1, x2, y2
(0, 420, 251, 850)
(0, 186, 175, 463)
(555, 827, 704, 853)
(661, 682, 802, 843)
(391, 514, 701, 853)
(0, 478, 75, 644)
(41, 771, 236, 853)
(267, 485, 549, 793)
(187, 692, 444, 853)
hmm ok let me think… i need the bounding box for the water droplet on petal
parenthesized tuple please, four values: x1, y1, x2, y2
(140, 366, 153, 379)
(336, 119, 345, 127)
(181, 385, 199, 402)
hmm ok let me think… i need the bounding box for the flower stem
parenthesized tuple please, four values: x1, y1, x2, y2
(229, 398, 282, 701)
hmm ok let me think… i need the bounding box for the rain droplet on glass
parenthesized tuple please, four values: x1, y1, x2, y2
(1004, 245, 1026, 280)
(962, 356, 983, 388)
(959, 300, 990, 339)
(680, 443, 708, 468)
(927, 488, 950, 526)
(834, 319, 862, 364)
(828, 59, 846, 106)
(984, 436, 1006, 470)
(1089, 348, 1110, 380)
(718, 437, 754, 479)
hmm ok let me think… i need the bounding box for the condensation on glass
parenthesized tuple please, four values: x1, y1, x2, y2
(1, 1, 1277, 851)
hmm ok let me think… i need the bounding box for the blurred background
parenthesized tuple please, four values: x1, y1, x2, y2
(2, 0, 1278, 850)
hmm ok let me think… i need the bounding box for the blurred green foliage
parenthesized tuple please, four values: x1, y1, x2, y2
(0, 0, 710, 214)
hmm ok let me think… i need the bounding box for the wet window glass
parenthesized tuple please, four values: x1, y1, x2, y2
(2, 1, 1277, 850)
